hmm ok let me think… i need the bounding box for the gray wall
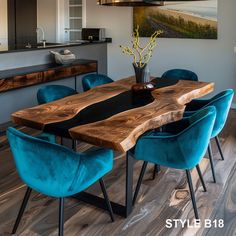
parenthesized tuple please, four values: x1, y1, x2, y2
(86, 0, 236, 107)
(37, 0, 57, 43)
(0, 44, 107, 124)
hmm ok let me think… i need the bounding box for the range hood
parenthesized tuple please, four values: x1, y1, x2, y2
(98, 0, 203, 7)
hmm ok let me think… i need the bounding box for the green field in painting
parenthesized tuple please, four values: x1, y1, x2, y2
(133, 8, 217, 39)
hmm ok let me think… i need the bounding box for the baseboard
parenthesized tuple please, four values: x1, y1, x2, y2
(231, 103, 236, 109)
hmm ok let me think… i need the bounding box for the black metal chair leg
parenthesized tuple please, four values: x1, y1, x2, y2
(186, 170, 199, 219)
(196, 165, 207, 192)
(133, 161, 148, 206)
(59, 198, 64, 236)
(152, 164, 161, 180)
(12, 187, 32, 234)
(99, 178, 115, 222)
(153, 164, 157, 180)
(208, 143, 216, 183)
(215, 136, 225, 161)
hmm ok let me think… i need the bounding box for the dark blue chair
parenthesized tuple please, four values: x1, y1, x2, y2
(7, 127, 114, 235)
(82, 74, 113, 92)
(37, 85, 77, 105)
(183, 89, 234, 182)
(132, 107, 216, 219)
(37, 85, 78, 144)
(162, 69, 198, 81)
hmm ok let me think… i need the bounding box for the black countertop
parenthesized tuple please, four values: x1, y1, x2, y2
(0, 40, 111, 54)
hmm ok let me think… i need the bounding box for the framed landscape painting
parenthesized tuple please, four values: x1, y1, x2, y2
(133, 0, 218, 39)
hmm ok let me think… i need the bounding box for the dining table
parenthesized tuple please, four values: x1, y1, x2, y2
(12, 76, 214, 218)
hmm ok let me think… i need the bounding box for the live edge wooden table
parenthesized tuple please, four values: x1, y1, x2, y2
(12, 76, 214, 218)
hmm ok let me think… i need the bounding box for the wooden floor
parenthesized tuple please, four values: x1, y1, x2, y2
(0, 110, 236, 236)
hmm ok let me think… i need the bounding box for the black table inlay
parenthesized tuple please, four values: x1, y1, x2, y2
(151, 77, 179, 88)
(44, 78, 179, 137)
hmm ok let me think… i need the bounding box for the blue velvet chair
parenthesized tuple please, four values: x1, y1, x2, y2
(82, 74, 113, 92)
(132, 107, 216, 219)
(37, 85, 77, 144)
(37, 85, 77, 105)
(152, 69, 198, 180)
(7, 127, 114, 236)
(162, 69, 198, 81)
(183, 89, 234, 182)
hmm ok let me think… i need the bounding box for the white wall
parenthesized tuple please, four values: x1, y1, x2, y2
(37, 0, 57, 42)
(86, 0, 236, 105)
(0, 0, 8, 51)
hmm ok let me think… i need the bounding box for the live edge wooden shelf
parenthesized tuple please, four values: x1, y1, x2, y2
(0, 59, 97, 93)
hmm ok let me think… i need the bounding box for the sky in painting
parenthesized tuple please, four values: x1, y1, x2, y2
(160, 0, 217, 21)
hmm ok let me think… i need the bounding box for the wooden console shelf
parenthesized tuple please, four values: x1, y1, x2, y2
(0, 59, 97, 93)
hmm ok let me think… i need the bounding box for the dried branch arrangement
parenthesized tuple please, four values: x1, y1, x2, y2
(120, 26, 163, 68)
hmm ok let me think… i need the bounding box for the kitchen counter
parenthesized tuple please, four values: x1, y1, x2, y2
(0, 42, 107, 124)
(0, 40, 111, 54)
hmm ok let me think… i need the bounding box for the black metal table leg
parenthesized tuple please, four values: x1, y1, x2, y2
(72, 139, 77, 152)
(125, 152, 134, 217)
(99, 178, 115, 222)
(133, 161, 148, 206)
(74, 76, 77, 91)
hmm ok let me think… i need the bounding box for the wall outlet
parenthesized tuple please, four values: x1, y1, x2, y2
(234, 47, 236, 53)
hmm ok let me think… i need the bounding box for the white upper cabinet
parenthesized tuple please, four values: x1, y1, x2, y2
(57, 0, 85, 43)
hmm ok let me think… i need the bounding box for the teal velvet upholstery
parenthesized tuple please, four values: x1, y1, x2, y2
(37, 84, 77, 142)
(162, 69, 198, 81)
(36, 132, 56, 143)
(37, 85, 77, 105)
(7, 127, 113, 198)
(82, 73, 113, 92)
(133, 107, 216, 170)
(185, 89, 234, 138)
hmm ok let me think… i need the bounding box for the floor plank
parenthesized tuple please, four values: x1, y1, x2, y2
(203, 160, 236, 236)
(0, 110, 236, 236)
